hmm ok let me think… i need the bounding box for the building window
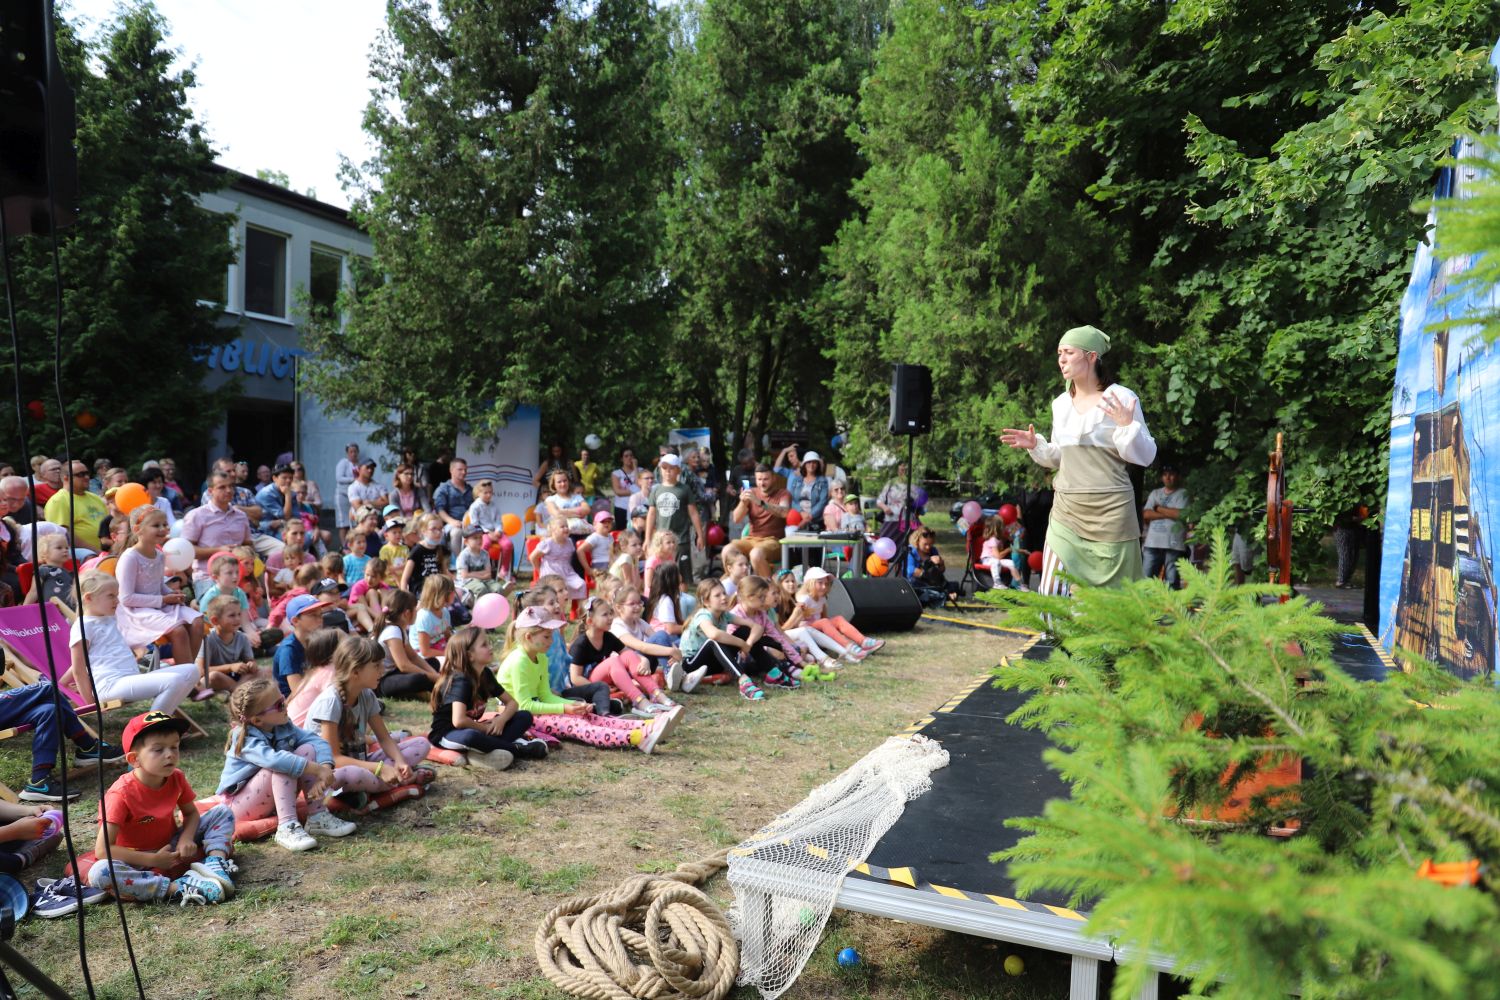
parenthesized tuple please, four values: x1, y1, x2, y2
(198, 223, 237, 311)
(244, 226, 288, 317)
(309, 247, 343, 320)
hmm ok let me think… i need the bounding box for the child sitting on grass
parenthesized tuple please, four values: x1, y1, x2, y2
(530, 516, 587, 618)
(678, 578, 765, 701)
(646, 562, 685, 640)
(348, 556, 387, 628)
(772, 569, 849, 668)
(309, 636, 433, 801)
(196, 595, 262, 694)
(609, 529, 643, 593)
(401, 513, 452, 597)
(498, 607, 675, 753)
(456, 525, 508, 606)
(411, 574, 456, 669)
(267, 564, 323, 630)
(734, 575, 832, 682)
(568, 597, 677, 717)
(273, 593, 334, 696)
(376, 589, 440, 699)
(609, 586, 684, 674)
(577, 511, 615, 581)
(378, 518, 409, 583)
(719, 547, 750, 599)
(287, 628, 345, 728)
(342, 529, 372, 587)
(80, 712, 237, 908)
(428, 626, 547, 770)
(797, 567, 882, 659)
(219, 677, 354, 853)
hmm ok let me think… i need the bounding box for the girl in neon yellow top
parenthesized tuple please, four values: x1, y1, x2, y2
(496, 607, 679, 753)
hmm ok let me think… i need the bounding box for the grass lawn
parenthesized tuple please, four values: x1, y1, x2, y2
(0, 599, 1076, 1000)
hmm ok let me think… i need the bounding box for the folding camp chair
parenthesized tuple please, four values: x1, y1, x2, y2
(0, 600, 207, 740)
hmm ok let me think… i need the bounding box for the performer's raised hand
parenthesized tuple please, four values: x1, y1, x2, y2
(1101, 392, 1136, 427)
(1000, 425, 1037, 450)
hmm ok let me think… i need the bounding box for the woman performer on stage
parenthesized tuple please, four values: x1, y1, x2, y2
(1000, 326, 1157, 596)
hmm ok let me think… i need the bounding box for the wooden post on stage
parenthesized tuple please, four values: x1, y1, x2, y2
(1266, 433, 1294, 601)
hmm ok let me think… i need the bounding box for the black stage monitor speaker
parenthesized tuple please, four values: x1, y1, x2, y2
(827, 576, 924, 633)
(888, 364, 932, 436)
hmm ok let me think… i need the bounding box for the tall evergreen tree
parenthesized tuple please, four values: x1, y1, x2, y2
(304, 0, 673, 455)
(659, 0, 887, 464)
(1, 3, 237, 465)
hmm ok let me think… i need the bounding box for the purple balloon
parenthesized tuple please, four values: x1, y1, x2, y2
(872, 537, 897, 561)
(912, 487, 929, 509)
(962, 500, 983, 524)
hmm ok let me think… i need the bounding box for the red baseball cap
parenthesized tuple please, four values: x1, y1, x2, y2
(121, 711, 190, 753)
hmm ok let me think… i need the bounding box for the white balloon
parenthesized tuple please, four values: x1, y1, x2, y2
(584, 434, 602, 450)
(162, 537, 196, 571)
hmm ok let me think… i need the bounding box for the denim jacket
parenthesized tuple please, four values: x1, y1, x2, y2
(779, 470, 830, 522)
(216, 720, 333, 795)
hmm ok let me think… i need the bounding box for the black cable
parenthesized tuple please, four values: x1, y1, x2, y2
(36, 19, 147, 994)
(0, 149, 97, 1000)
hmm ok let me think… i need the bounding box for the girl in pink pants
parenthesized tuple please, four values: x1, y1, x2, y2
(567, 598, 677, 716)
(796, 567, 884, 659)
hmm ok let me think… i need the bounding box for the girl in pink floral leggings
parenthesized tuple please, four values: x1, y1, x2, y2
(498, 607, 680, 753)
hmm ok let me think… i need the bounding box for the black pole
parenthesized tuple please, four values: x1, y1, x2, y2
(890, 435, 917, 578)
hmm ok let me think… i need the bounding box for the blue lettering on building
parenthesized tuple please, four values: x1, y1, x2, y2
(202, 339, 303, 380)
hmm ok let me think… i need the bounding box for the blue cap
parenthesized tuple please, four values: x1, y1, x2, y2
(382, 504, 400, 517)
(285, 594, 332, 622)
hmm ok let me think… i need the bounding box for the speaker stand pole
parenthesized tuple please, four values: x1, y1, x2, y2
(891, 435, 917, 579)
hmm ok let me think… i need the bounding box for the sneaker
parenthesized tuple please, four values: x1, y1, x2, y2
(273, 821, 318, 852)
(666, 658, 685, 692)
(861, 638, 884, 652)
(190, 855, 240, 897)
(737, 677, 765, 701)
(332, 789, 369, 813)
(19, 776, 79, 803)
(511, 737, 549, 760)
(474, 748, 515, 772)
(654, 704, 685, 743)
(681, 664, 710, 694)
(34, 876, 106, 919)
(608, 698, 628, 716)
(305, 810, 358, 838)
(168, 871, 224, 907)
(844, 644, 868, 661)
(638, 714, 671, 754)
(412, 765, 438, 785)
(764, 668, 799, 690)
(74, 740, 125, 765)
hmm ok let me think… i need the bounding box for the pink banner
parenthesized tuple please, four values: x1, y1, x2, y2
(0, 604, 71, 681)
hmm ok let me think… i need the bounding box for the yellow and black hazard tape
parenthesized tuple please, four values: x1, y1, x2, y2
(919, 612, 1040, 635)
(847, 857, 1087, 922)
(1352, 622, 1404, 673)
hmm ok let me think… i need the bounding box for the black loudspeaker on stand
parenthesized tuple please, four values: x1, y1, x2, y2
(826, 577, 924, 633)
(888, 364, 932, 436)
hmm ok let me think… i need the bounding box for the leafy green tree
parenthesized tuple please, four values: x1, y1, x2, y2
(303, 0, 674, 457)
(1, 3, 237, 466)
(988, 543, 1500, 999)
(660, 0, 887, 466)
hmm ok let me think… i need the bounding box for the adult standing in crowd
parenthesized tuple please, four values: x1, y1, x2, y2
(335, 443, 360, 544)
(347, 459, 388, 526)
(644, 454, 702, 584)
(1001, 325, 1157, 595)
(1141, 464, 1189, 589)
(574, 447, 602, 501)
(289, 460, 322, 512)
(432, 457, 474, 555)
(181, 472, 254, 593)
(0, 477, 28, 598)
(44, 461, 108, 553)
(611, 447, 642, 525)
(534, 443, 568, 495)
(723, 448, 759, 507)
(729, 464, 791, 579)
(159, 456, 187, 512)
(775, 446, 830, 526)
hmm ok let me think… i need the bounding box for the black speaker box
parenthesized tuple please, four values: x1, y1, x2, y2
(888, 363, 932, 436)
(826, 576, 924, 633)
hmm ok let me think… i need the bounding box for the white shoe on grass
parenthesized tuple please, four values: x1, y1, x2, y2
(274, 821, 318, 852)
(681, 665, 709, 694)
(305, 810, 358, 838)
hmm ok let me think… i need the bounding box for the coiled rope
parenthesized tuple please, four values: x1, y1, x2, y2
(534, 850, 738, 1000)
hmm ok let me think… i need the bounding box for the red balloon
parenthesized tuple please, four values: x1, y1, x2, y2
(786, 509, 803, 527)
(24, 400, 44, 421)
(1027, 550, 1044, 572)
(999, 503, 1019, 525)
(706, 524, 727, 546)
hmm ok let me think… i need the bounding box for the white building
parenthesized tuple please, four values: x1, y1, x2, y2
(196, 167, 393, 496)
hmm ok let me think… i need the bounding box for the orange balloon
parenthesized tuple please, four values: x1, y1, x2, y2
(114, 483, 149, 513)
(523, 505, 537, 524)
(501, 513, 522, 536)
(865, 554, 888, 576)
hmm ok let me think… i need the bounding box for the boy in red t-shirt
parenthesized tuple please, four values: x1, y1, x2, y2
(82, 712, 238, 905)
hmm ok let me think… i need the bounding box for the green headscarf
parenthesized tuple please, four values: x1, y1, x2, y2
(1058, 325, 1111, 357)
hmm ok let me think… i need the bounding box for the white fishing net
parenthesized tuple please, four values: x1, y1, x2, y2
(727, 734, 949, 999)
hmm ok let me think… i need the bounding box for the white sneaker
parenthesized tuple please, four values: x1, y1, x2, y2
(274, 821, 318, 852)
(666, 658, 685, 691)
(638, 714, 670, 754)
(475, 748, 515, 771)
(681, 664, 709, 694)
(305, 810, 358, 838)
(655, 705, 685, 743)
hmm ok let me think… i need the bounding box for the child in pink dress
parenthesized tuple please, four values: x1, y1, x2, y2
(115, 506, 203, 666)
(529, 517, 586, 615)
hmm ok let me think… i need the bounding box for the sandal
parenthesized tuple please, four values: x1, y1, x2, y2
(737, 678, 765, 701)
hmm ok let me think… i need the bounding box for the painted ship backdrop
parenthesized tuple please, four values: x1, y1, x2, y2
(1381, 52, 1500, 682)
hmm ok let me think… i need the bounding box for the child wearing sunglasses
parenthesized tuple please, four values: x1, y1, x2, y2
(216, 677, 356, 853)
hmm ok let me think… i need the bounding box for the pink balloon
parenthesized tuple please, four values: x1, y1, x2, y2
(872, 537, 897, 561)
(472, 593, 512, 630)
(962, 500, 983, 524)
